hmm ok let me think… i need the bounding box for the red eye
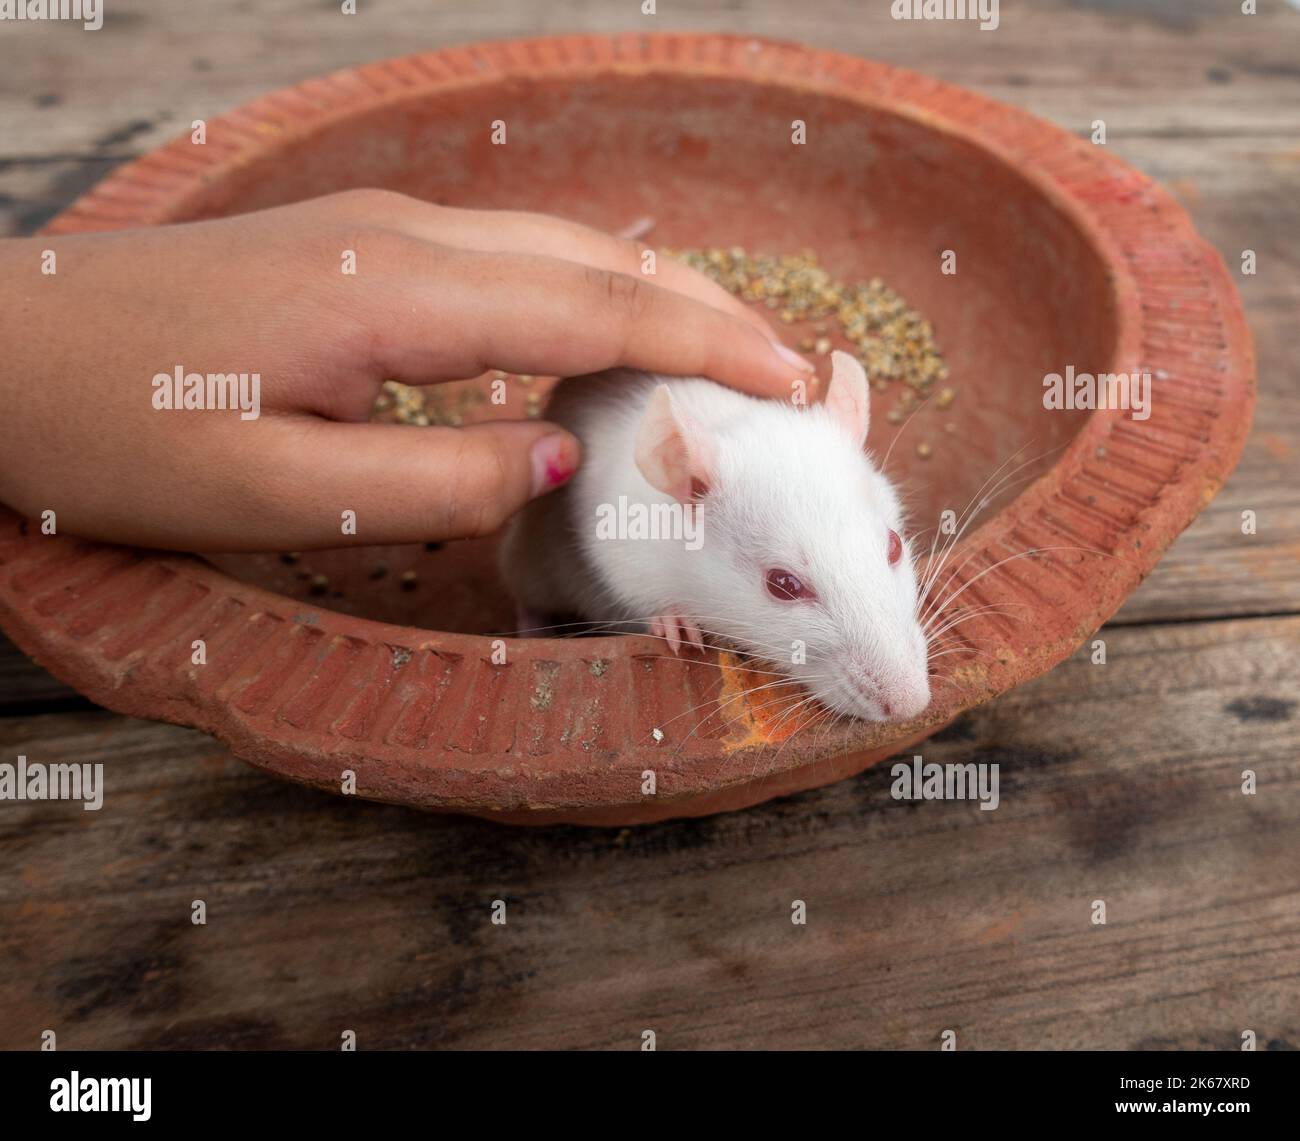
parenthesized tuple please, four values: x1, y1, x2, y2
(766, 568, 816, 602)
(887, 529, 903, 567)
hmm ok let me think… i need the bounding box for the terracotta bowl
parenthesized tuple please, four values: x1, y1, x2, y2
(0, 35, 1253, 824)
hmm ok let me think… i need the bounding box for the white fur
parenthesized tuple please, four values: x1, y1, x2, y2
(499, 367, 931, 722)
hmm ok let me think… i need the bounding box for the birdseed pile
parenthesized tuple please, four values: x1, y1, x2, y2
(671, 248, 949, 403)
(373, 247, 953, 454)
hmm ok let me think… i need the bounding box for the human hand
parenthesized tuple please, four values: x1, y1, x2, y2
(0, 189, 812, 551)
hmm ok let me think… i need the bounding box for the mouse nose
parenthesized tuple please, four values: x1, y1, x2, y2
(879, 669, 930, 720)
(849, 665, 930, 720)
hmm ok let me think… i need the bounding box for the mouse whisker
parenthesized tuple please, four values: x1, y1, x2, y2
(765, 686, 830, 731)
(669, 675, 835, 758)
(923, 602, 1029, 641)
(727, 674, 836, 725)
(920, 522, 1057, 623)
(662, 676, 802, 739)
(924, 624, 1007, 649)
(927, 537, 1138, 619)
(924, 605, 1029, 645)
(915, 439, 1070, 603)
(506, 612, 741, 642)
(924, 619, 1017, 648)
(514, 612, 788, 652)
(926, 543, 1135, 630)
(768, 697, 858, 783)
(915, 440, 1038, 595)
(917, 471, 1046, 615)
(752, 692, 827, 779)
(879, 389, 938, 473)
(923, 642, 988, 662)
(917, 442, 1062, 605)
(505, 616, 640, 637)
(633, 655, 795, 678)
(926, 645, 995, 663)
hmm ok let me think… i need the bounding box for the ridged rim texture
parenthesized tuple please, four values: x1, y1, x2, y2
(0, 35, 1255, 824)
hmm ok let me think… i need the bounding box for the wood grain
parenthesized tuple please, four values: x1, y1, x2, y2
(0, 0, 1297, 1050)
(1, 616, 1296, 1049)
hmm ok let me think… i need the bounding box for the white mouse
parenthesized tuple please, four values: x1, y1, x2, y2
(498, 351, 931, 722)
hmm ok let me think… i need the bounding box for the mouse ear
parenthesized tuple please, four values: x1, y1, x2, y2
(634, 385, 715, 503)
(824, 350, 870, 447)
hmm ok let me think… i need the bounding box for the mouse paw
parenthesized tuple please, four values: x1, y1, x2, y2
(649, 613, 705, 655)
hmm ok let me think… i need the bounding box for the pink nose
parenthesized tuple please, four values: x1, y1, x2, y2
(882, 675, 930, 719)
(853, 671, 927, 719)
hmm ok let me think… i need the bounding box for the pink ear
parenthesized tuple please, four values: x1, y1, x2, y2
(823, 350, 870, 447)
(634, 385, 715, 503)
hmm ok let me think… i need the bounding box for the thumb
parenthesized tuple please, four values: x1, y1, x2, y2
(248, 417, 580, 548)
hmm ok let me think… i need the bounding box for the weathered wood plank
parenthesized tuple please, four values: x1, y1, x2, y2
(1105, 132, 1300, 622)
(1, 615, 1295, 1049)
(0, 634, 82, 711)
(0, 0, 1296, 1055)
(1114, 298, 1298, 624)
(1, 0, 1298, 171)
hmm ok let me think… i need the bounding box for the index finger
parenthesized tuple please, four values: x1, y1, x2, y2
(409, 204, 784, 344)
(372, 246, 818, 400)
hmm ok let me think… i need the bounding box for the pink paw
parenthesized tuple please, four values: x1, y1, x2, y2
(649, 613, 704, 654)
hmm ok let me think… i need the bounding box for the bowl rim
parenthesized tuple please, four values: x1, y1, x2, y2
(0, 33, 1255, 824)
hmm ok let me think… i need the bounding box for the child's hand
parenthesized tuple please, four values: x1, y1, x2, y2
(0, 190, 811, 551)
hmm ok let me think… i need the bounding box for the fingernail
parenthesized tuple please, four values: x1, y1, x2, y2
(770, 339, 814, 374)
(530, 433, 577, 497)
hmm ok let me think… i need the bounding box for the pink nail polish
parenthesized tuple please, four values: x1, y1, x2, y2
(530, 433, 576, 497)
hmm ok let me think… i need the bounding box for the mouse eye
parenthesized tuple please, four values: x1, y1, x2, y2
(766, 568, 816, 602)
(887, 528, 903, 567)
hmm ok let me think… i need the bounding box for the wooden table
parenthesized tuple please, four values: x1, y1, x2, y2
(1, 0, 1297, 1049)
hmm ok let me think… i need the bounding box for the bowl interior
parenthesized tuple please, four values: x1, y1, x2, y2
(196, 72, 1114, 633)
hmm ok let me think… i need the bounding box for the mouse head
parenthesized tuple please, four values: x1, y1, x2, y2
(634, 351, 931, 723)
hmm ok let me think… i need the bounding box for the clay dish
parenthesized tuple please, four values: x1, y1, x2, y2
(0, 36, 1254, 824)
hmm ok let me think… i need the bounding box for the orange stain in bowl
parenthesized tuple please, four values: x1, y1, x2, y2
(715, 651, 824, 750)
